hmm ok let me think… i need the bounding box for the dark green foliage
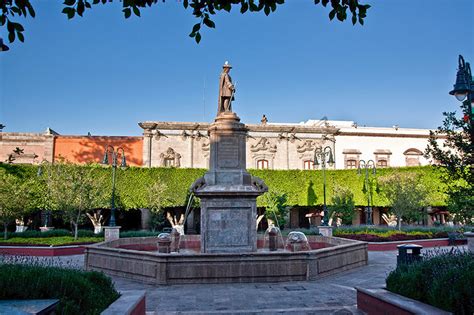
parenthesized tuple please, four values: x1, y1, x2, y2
(0, 164, 448, 211)
(262, 190, 289, 227)
(6, 229, 102, 239)
(120, 230, 162, 237)
(1, 0, 371, 49)
(426, 94, 474, 224)
(0, 264, 119, 314)
(386, 249, 474, 314)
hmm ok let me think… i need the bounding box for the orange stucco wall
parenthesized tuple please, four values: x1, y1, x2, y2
(54, 136, 143, 166)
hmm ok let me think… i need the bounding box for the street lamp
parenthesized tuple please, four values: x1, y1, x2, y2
(358, 160, 376, 225)
(101, 145, 127, 227)
(313, 146, 335, 226)
(449, 55, 474, 143)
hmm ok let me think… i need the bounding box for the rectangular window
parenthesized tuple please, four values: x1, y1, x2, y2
(346, 159, 357, 169)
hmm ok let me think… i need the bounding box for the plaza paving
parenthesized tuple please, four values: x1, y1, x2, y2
(3, 246, 465, 314)
(42, 250, 397, 314)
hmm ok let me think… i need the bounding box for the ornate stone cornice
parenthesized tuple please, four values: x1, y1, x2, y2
(250, 137, 277, 153)
(138, 121, 339, 135)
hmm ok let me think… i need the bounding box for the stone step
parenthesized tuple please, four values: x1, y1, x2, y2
(155, 305, 365, 315)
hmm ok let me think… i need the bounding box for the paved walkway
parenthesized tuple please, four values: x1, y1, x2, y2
(112, 250, 397, 315)
(2, 246, 465, 314)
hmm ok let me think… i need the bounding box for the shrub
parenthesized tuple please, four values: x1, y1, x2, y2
(0, 236, 102, 246)
(6, 229, 103, 239)
(386, 248, 474, 314)
(0, 264, 119, 314)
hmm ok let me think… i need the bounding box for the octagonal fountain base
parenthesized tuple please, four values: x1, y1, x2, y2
(84, 235, 368, 285)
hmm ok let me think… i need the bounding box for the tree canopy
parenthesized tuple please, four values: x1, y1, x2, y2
(1, 0, 370, 49)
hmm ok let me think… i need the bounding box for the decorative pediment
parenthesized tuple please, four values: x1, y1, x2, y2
(159, 148, 181, 167)
(250, 137, 277, 153)
(296, 140, 318, 153)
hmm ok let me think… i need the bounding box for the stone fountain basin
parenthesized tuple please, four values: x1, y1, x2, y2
(84, 235, 367, 285)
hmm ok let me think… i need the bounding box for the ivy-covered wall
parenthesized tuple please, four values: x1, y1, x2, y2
(0, 164, 447, 209)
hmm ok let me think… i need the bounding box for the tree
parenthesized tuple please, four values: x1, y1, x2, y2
(379, 172, 429, 230)
(40, 162, 108, 239)
(425, 97, 474, 225)
(0, 171, 33, 239)
(262, 190, 288, 228)
(328, 184, 355, 225)
(1, 0, 370, 49)
(146, 181, 169, 232)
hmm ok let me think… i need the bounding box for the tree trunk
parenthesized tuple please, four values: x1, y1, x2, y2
(397, 217, 401, 231)
(73, 222, 78, 240)
(3, 223, 7, 240)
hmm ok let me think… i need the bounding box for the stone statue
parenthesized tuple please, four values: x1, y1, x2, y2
(218, 61, 235, 114)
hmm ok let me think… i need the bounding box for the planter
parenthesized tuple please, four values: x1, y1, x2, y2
(39, 227, 55, 233)
(101, 290, 146, 315)
(356, 287, 450, 315)
(94, 226, 103, 234)
(15, 226, 28, 233)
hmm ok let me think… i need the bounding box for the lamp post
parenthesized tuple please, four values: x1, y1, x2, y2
(358, 159, 376, 225)
(449, 55, 474, 144)
(101, 145, 127, 227)
(313, 146, 335, 226)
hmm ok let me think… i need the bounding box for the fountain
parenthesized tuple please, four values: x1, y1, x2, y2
(84, 63, 368, 284)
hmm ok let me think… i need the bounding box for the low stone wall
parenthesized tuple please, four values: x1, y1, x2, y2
(85, 236, 367, 285)
(356, 287, 451, 315)
(101, 290, 146, 315)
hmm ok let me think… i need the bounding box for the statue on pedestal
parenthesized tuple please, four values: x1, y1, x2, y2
(218, 61, 235, 114)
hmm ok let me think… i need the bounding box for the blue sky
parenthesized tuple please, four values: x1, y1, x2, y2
(0, 0, 473, 136)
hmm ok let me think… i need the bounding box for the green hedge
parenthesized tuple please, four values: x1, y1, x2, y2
(0, 264, 119, 314)
(386, 249, 474, 314)
(0, 164, 447, 208)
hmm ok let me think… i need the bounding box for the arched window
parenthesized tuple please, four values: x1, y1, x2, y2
(404, 148, 423, 167)
(257, 159, 269, 169)
(303, 160, 314, 170)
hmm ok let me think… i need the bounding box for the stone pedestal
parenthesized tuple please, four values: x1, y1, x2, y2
(318, 226, 333, 237)
(104, 226, 121, 242)
(465, 232, 474, 252)
(192, 112, 267, 253)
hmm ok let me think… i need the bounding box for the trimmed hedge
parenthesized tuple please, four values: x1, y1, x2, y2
(386, 249, 474, 314)
(0, 236, 103, 246)
(0, 264, 119, 314)
(0, 164, 447, 208)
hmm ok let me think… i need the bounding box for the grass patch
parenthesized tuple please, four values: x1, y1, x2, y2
(0, 236, 103, 246)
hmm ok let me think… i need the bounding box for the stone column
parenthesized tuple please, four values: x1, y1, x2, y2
(138, 122, 157, 168)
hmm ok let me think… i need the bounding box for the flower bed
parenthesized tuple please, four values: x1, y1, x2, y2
(333, 226, 470, 242)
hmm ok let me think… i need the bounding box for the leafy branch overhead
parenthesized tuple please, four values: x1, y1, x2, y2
(0, 0, 370, 49)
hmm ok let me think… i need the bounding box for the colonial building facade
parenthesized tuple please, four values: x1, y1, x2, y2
(0, 119, 446, 228)
(138, 119, 438, 171)
(0, 119, 439, 169)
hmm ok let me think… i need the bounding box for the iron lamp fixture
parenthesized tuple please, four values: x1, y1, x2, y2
(313, 146, 335, 226)
(358, 159, 376, 225)
(102, 145, 127, 227)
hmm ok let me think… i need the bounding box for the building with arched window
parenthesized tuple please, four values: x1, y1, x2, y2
(0, 119, 445, 170)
